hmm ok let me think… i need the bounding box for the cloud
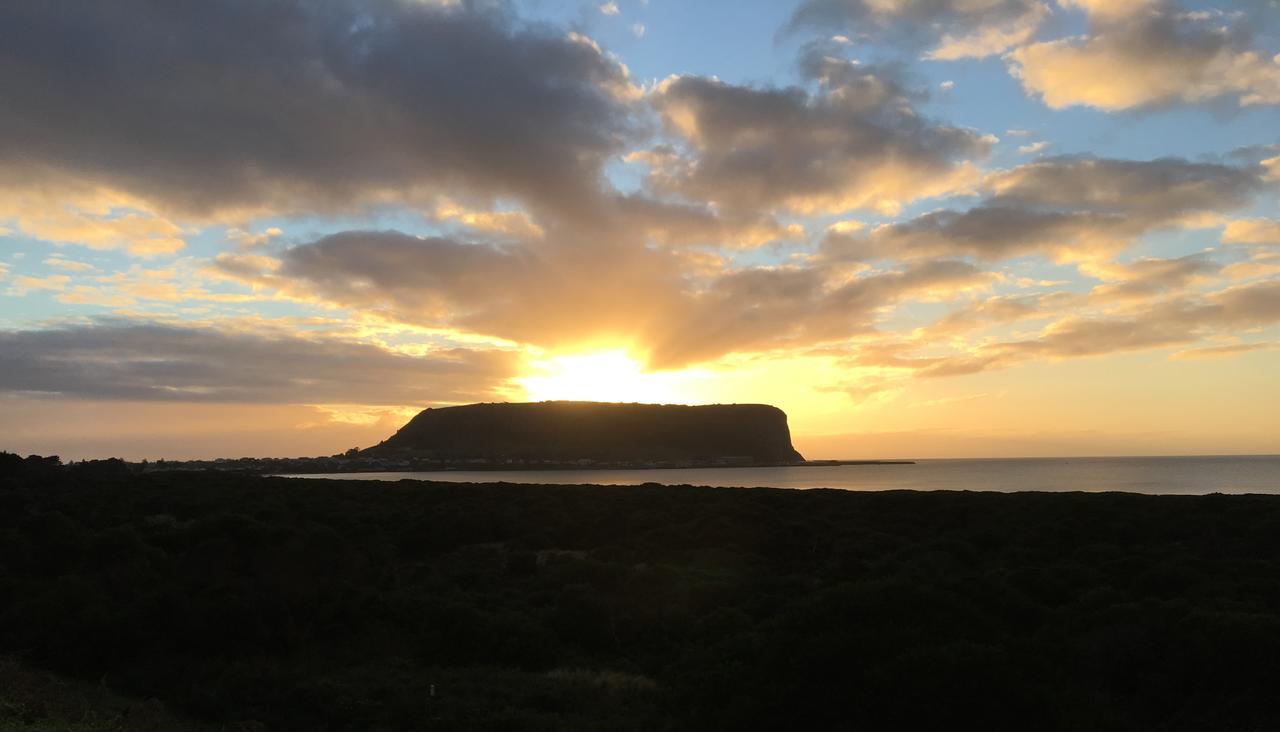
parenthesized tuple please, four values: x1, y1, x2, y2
(1221, 249, 1280, 282)
(1171, 342, 1275, 360)
(642, 57, 990, 216)
(842, 206, 1149, 262)
(0, 320, 518, 405)
(788, 0, 1050, 59)
(911, 293, 1064, 339)
(7, 274, 71, 295)
(0, 185, 186, 256)
(211, 226, 999, 369)
(823, 157, 1267, 262)
(1081, 253, 1221, 302)
(853, 278, 1280, 379)
(0, 0, 639, 220)
(1005, 302, 1217, 359)
(278, 232, 541, 323)
(211, 146, 1274, 371)
(1223, 218, 1280, 246)
(1010, 3, 1280, 110)
(1207, 278, 1280, 326)
(1059, 0, 1161, 22)
(928, 2, 1050, 60)
(227, 227, 283, 250)
(5, 0, 1272, 405)
(645, 260, 993, 367)
(986, 156, 1263, 214)
(610, 194, 803, 249)
(44, 257, 96, 273)
(428, 200, 545, 239)
(216, 228, 696, 355)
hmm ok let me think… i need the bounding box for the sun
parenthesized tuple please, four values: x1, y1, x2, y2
(517, 349, 704, 404)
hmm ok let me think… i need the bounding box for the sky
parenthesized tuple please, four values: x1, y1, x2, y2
(1, 0, 1279, 460)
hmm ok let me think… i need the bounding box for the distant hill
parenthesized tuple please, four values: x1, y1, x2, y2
(363, 401, 805, 463)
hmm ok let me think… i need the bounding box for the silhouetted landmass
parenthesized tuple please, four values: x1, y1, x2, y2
(4, 453, 1280, 730)
(364, 401, 805, 464)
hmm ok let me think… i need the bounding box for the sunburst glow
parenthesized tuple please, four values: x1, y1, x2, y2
(518, 350, 704, 404)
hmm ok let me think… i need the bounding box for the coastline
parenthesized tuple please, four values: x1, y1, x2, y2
(147, 457, 915, 476)
(279, 458, 917, 475)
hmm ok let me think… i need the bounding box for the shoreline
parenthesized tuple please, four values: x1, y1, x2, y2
(272, 458, 916, 476)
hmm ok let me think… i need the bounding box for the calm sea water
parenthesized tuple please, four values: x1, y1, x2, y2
(286, 455, 1280, 495)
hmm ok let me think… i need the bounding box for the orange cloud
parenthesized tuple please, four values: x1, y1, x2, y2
(1223, 219, 1280, 246)
(0, 185, 185, 256)
(429, 199, 545, 239)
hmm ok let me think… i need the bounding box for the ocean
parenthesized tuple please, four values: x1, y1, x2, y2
(286, 454, 1280, 495)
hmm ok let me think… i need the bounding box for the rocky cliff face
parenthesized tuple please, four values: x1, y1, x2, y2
(364, 401, 804, 463)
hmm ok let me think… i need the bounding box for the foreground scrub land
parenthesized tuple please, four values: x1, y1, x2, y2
(3, 456, 1280, 730)
(0, 654, 211, 731)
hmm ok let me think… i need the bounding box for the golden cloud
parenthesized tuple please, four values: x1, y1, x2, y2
(1223, 218, 1280, 246)
(0, 185, 185, 257)
(1010, 7, 1280, 110)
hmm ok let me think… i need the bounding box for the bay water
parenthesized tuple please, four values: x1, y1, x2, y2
(286, 454, 1280, 494)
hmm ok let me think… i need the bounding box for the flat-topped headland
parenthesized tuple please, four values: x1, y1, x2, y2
(363, 401, 806, 465)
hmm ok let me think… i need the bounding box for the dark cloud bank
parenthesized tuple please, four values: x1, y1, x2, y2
(0, 0, 636, 218)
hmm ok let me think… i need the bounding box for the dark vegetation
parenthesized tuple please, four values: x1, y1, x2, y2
(3, 453, 1280, 730)
(0, 655, 211, 731)
(365, 401, 805, 463)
